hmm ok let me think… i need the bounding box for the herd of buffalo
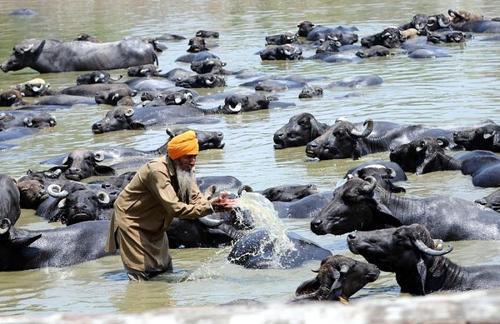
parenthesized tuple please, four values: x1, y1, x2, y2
(1, 7, 500, 304)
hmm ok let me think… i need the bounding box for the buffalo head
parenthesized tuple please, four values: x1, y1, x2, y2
(17, 178, 47, 209)
(305, 118, 373, 159)
(92, 106, 140, 133)
(1, 39, 46, 72)
(426, 14, 451, 31)
(297, 21, 315, 37)
(453, 124, 500, 151)
(274, 113, 329, 149)
(390, 137, 450, 174)
(475, 189, 500, 212)
(175, 74, 226, 88)
(310, 175, 400, 235)
(190, 59, 226, 74)
(0, 90, 25, 107)
(50, 149, 115, 181)
(187, 37, 208, 53)
(294, 255, 380, 302)
(15, 78, 51, 97)
(47, 182, 112, 225)
(361, 28, 406, 48)
(261, 184, 318, 202)
(127, 64, 162, 77)
(347, 224, 453, 294)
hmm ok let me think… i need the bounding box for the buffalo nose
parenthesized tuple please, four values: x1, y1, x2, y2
(310, 218, 322, 230)
(275, 132, 284, 139)
(347, 233, 357, 240)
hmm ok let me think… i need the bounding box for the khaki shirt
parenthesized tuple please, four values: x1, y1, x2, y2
(106, 156, 212, 272)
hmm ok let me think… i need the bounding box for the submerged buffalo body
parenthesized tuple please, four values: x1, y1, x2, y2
(311, 175, 500, 240)
(1, 38, 158, 73)
(348, 224, 500, 295)
(0, 220, 110, 271)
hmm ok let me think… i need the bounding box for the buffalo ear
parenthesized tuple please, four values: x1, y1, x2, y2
(295, 277, 321, 296)
(33, 40, 46, 55)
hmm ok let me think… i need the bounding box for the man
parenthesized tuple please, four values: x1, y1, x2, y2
(106, 130, 235, 280)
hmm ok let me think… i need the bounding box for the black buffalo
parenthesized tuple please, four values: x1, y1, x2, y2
(0, 220, 111, 271)
(361, 28, 406, 48)
(298, 85, 323, 99)
(310, 175, 500, 240)
(0, 175, 21, 226)
(296, 21, 358, 42)
(1, 38, 158, 73)
(228, 229, 332, 269)
(449, 9, 500, 33)
(76, 71, 122, 85)
(175, 74, 226, 88)
(347, 224, 500, 295)
(389, 137, 459, 174)
(260, 44, 303, 60)
(265, 32, 298, 46)
(273, 191, 333, 219)
(305, 118, 453, 160)
(273, 113, 330, 149)
(14, 78, 53, 97)
(345, 161, 407, 193)
(293, 255, 380, 302)
(453, 123, 500, 152)
(475, 189, 500, 212)
(0, 90, 25, 107)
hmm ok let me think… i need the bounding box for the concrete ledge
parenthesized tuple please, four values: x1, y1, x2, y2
(2, 289, 500, 323)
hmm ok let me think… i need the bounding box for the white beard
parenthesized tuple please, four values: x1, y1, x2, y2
(175, 166, 196, 204)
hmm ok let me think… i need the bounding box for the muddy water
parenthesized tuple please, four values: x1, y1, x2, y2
(0, 0, 499, 316)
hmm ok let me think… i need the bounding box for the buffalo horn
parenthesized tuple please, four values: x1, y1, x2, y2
(350, 119, 373, 138)
(436, 137, 449, 148)
(483, 131, 495, 139)
(414, 239, 453, 256)
(198, 215, 225, 228)
(93, 151, 105, 162)
(23, 117, 33, 127)
(165, 128, 176, 139)
(360, 176, 377, 193)
(97, 191, 111, 204)
(47, 184, 69, 198)
(124, 108, 134, 117)
(416, 140, 426, 152)
(237, 184, 253, 196)
(0, 218, 11, 235)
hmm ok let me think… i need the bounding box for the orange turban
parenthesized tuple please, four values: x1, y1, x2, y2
(167, 130, 199, 160)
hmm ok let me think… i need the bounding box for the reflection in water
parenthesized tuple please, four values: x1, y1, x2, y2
(0, 0, 499, 315)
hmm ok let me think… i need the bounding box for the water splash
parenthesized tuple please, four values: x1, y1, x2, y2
(231, 192, 296, 268)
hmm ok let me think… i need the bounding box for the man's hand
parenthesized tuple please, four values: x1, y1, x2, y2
(210, 191, 238, 212)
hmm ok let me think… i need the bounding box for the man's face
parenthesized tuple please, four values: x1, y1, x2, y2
(175, 155, 197, 172)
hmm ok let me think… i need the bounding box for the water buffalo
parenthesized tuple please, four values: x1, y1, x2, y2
(427, 31, 468, 43)
(389, 137, 459, 174)
(305, 118, 452, 160)
(127, 64, 162, 77)
(293, 255, 380, 302)
(355, 45, 391, 58)
(310, 175, 500, 240)
(273, 113, 330, 149)
(475, 189, 500, 212)
(0, 175, 21, 226)
(175, 74, 226, 88)
(214, 93, 272, 113)
(261, 184, 318, 202)
(399, 14, 451, 34)
(327, 75, 383, 88)
(460, 152, 500, 187)
(345, 160, 407, 193)
(196, 30, 219, 38)
(449, 9, 500, 33)
(273, 191, 333, 218)
(347, 224, 500, 295)
(0, 38, 158, 73)
(265, 32, 298, 45)
(299, 85, 323, 99)
(361, 28, 406, 48)
(228, 229, 332, 269)
(47, 149, 116, 181)
(91, 104, 216, 134)
(190, 59, 228, 75)
(0, 90, 25, 107)
(14, 78, 52, 96)
(187, 37, 208, 53)
(60, 83, 134, 98)
(41, 182, 113, 224)
(0, 110, 56, 131)
(0, 219, 111, 270)
(76, 71, 122, 85)
(175, 51, 220, 63)
(259, 44, 303, 60)
(297, 21, 358, 42)
(453, 123, 500, 152)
